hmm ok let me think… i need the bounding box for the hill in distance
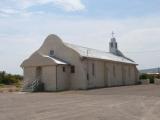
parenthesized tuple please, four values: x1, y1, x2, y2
(140, 67, 160, 74)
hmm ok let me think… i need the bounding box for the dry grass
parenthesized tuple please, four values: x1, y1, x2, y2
(0, 85, 21, 93)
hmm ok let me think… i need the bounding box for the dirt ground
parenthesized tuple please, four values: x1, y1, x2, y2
(0, 85, 20, 93)
(0, 85, 160, 120)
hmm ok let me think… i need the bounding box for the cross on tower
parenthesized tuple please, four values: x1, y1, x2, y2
(111, 31, 115, 38)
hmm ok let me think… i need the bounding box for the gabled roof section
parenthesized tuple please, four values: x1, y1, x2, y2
(65, 43, 137, 65)
(21, 52, 69, 67)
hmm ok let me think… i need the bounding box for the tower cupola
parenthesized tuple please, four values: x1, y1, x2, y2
(109, 32, 118, 54)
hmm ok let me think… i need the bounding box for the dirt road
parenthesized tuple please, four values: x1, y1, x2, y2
(0, 85, 160, 120)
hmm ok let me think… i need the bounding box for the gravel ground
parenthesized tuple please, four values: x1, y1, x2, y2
(0, 85, 160, 120)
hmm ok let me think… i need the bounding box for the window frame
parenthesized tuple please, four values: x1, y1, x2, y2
(49, 50, 54, 56)
(110, 43, 113, 48)
(115, 43, 117, 49)
(87, 73, 89, 80)
(92, 63, 95, 76)
(113, 65, 116, 77)
(71, 66, 75, 73)
(128, 66, 131, 77)
(63, 66, 66, 72)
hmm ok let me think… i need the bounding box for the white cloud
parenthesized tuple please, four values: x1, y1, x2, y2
(53, 0, 85, 11)
(0, 8, 19, 14)
(0, 0, 85, 16)
(18, 0, 85, 11)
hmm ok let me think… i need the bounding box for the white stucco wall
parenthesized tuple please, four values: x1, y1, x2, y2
(23, 67, 36, 84)
(84, 59, 105, 88)
(106, 62, 114, 87)
(129, 65, 136, 85)
(94, 61, 105, 87)
(122, 64, 137, 85)
(115, 63, 123, 86)
(57, 65, 70, 91)
(42, 66, 56, 91)
(82, 58, 138, 89)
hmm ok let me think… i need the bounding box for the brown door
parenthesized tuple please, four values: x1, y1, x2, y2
(36, 67, 42, 82)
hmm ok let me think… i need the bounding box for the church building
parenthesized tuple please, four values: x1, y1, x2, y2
(21, 34, 139, 92)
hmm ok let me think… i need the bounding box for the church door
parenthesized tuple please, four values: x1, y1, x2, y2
(36, 67, 42, 82)
(88, 62, 95, 89)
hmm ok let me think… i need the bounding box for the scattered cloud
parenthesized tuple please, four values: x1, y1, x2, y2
(0, 0, 85, 17)
(53, 0, 85, 11)
(0, 8, 19, 14)
(18, 0, 85, 11)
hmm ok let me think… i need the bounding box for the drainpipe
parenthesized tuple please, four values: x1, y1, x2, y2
(87, 49, 89, 88)
(56, 65, 58, 91)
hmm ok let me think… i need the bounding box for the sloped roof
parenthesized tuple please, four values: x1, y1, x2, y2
(65, 43, 137, 65)
(42, 55, 69, 65)
(21, 53, 69, 67)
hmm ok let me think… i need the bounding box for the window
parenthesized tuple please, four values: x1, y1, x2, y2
(113, 65, 116, 77)
(92, 63, 95, 76)
(128, 66, 131, 77)
(87, 73, 89, 80)
(71, 66, 75, 73)
(49, 50, 54, 56)
(110, 43, 113, 48)
(63, 66, 66, 72)
(115, 43, 117, 49)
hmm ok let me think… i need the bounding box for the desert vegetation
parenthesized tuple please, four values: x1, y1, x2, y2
(0, 71, 23, 92)
(140, 73, 160, 83)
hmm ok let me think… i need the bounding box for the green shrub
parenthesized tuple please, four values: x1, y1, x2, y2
(148, 75, 154, 83)
(0, 71, 23, 86)
(140, 74, 155, 83)
(139, 74, 148, 80)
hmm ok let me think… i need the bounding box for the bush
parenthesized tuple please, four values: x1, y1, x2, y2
(140, 74, 155, 84)
(139, 74, 148, 80)
(0, 71, 23, 86)
(148, 75, 154, 83)
(13, 75, 23, 81)
(155, 74, 160, 79)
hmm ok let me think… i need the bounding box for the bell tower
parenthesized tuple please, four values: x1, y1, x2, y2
(109, 31, 118, 55)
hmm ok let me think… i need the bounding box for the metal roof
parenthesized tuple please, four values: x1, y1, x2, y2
(65, 43, 136, 65)
(42, 55, 69, 65)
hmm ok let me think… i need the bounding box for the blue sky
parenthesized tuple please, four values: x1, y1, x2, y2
(82, 0, 160, 18)
(0, 0, 160, 74)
